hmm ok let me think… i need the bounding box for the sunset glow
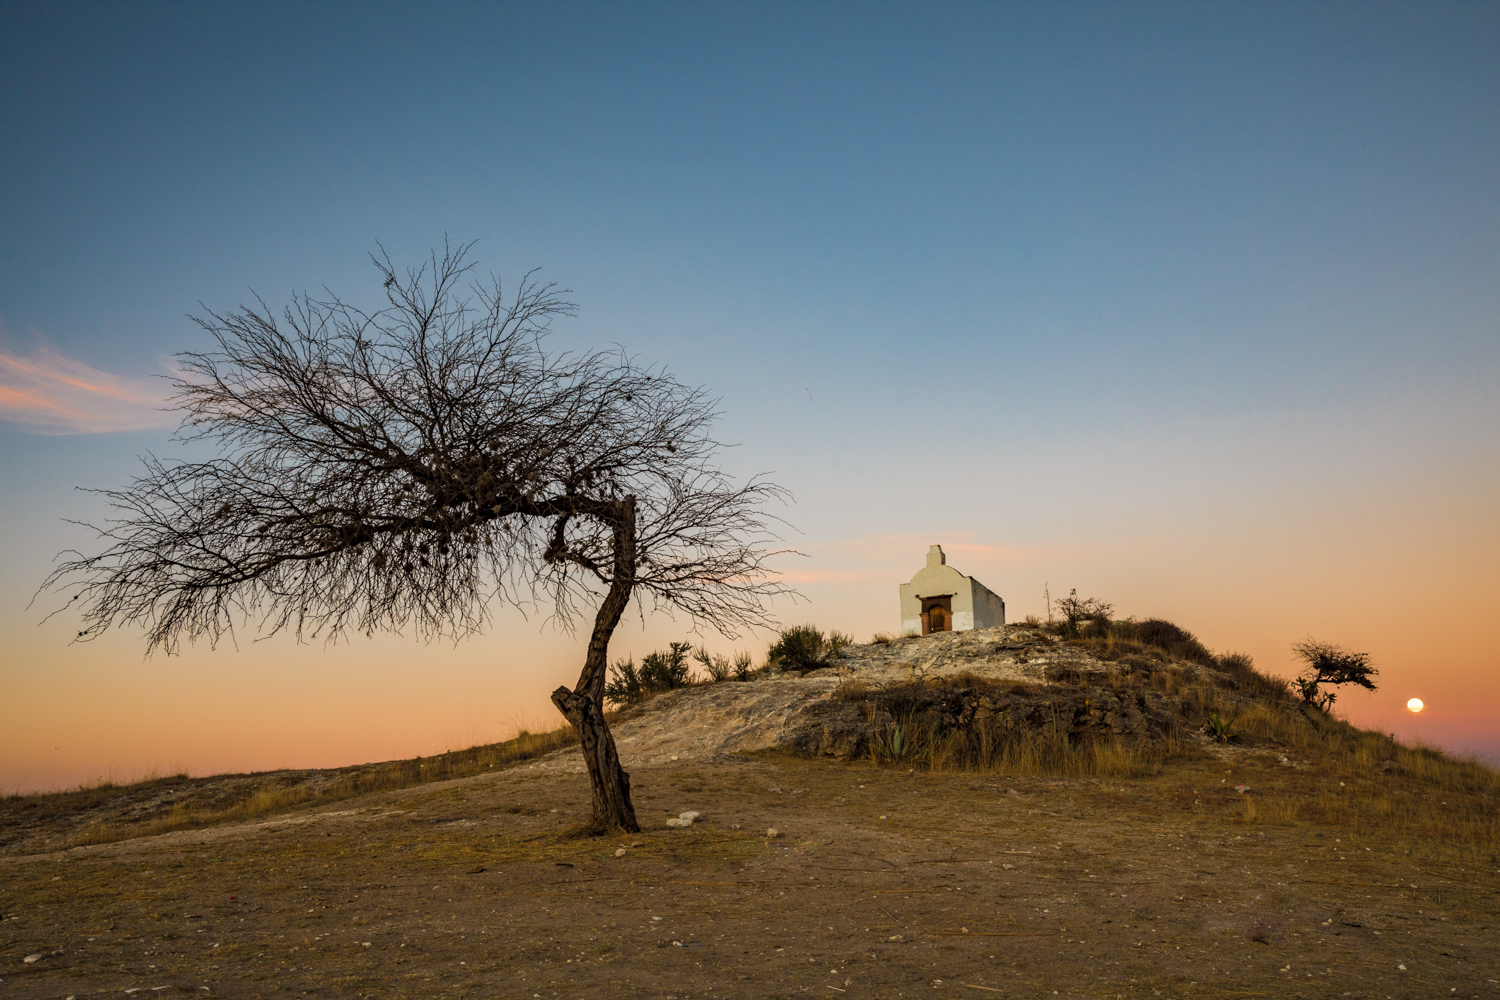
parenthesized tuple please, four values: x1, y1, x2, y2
(2, 5, 1498, 793)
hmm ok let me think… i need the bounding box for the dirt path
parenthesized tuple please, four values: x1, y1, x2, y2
(3, 751, 1496, 999)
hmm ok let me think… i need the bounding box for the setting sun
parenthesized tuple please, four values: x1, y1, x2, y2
(1408, 698, 1425, 713)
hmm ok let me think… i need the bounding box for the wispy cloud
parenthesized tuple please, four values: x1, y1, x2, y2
(0, 339, 177, 434)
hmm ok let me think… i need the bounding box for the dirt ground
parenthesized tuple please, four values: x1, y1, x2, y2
(2, 749, 1497, 1000)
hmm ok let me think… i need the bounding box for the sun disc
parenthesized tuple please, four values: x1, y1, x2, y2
(1407, 698, 1424, 713)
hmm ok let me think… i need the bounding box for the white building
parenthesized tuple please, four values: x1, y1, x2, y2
(899, 544, 1005, 635)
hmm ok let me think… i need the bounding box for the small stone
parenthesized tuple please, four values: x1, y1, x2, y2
(23, 952, 42, 963)
(615, 848, 627, 857)
(767, 827, 780, 839)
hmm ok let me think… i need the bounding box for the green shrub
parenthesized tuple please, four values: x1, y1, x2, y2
(1053, 590, 1113, 637)
(605, 642, 694, 705)
(768, 624, 837, 671)
(694, 646, 733, 683)
(1205, 712, 1241, 744)
(692, 646, 756, 683)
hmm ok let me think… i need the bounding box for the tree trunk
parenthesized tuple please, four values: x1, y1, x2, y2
(550, 497, 640, 834)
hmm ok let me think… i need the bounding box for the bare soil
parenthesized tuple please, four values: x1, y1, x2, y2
(2, 749, 1497, 999)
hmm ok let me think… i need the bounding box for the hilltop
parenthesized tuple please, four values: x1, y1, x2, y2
(2, 622, 1498, 998)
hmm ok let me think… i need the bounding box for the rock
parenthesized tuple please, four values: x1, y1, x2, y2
(23, 952, 42, 963)
(615, 847, 627, 856)
(767, 827, 780, 839)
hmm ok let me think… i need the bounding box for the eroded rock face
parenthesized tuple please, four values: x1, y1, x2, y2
(784, 681, 1181, 760)
(786, 700, 872, 759)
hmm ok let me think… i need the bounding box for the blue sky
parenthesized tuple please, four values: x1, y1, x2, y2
(2, 2, 1497, 789)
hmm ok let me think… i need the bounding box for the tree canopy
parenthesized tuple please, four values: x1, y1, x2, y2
(1291, 638, 1377, 712)
(43, 242, 792, 831)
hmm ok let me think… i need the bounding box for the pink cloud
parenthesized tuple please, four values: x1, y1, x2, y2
(0, 340, 177, 434)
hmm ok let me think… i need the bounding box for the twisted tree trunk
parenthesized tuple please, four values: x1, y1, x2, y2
(550, 498, 640, 834)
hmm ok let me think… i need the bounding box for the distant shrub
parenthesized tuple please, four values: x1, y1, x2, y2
(694, 646, 733, 683)
(768, 624, 838, 671)
(1112, 618, 1217, 667)
(693, 646, 756, 683)
(605, 642, 694, 705)
(1053, 590, 1114, 638)
(1216, 650, 1289, 701)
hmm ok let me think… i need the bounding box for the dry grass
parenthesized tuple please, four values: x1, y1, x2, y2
(866, 704, 1178, 780)
(845, 631, 1500, 849)
(42, 725, 580, 849)
(832, 676, 870, 701)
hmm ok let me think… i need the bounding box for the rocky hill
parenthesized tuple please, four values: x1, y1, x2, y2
(578, 621, 1302, 772)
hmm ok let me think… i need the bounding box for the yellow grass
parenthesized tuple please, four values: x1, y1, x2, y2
(61, 724, 579, 848)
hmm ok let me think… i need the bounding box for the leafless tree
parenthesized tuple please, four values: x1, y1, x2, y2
(40, 241, 792, 833)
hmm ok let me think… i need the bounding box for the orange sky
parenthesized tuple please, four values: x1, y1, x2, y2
(4, 452, 1495, 794)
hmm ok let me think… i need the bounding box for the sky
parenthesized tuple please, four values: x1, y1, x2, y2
(2, 1, 1497, 793)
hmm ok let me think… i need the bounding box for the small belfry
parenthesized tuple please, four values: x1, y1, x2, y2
(899, 544, 1005, 635)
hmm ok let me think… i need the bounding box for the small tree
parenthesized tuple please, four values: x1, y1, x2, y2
(1053, 589, 1113, 637)
(1291, 638, 1376, 712)
(40, 242, 790, 834)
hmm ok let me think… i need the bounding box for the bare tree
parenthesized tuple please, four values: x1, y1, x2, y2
(40, 241, 792, 833)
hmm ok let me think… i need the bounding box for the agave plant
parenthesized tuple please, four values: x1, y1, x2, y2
(1205, 712, 1241, 744)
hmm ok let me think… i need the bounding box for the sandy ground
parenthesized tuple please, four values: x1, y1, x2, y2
(3, 747, 1497, 999)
